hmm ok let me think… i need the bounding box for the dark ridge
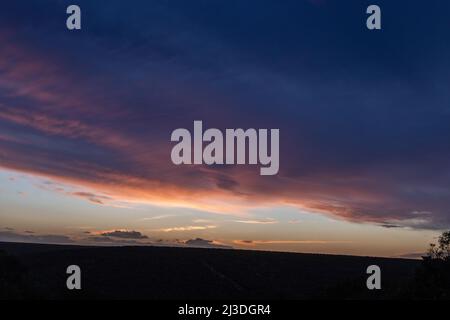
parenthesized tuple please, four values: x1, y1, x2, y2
(0, 241, 419, 300)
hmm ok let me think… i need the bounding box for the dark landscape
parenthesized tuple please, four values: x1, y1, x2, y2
(0, 241, 422, 300)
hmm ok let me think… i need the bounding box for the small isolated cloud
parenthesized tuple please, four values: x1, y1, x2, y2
(0, 231, 74, 244)
(185, 238, 232, 249)
(192, 219, 213, 224)
(380, 224, 402, 229)
(411, 211, 432, 216)
(233, 218, 278, 225)
(70, 191, 112, 205)
(99, 230, 148, 239)
(140, 215, 176, 221)
(156, 225, 217, 232)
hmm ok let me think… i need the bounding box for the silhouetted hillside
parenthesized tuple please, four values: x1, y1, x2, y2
(0, 242, 419, 300)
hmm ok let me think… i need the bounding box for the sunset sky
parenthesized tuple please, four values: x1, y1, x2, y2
(1, 0, 449, 258)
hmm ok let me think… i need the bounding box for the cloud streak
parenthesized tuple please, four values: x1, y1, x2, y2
(156, 225, 218, 232)
(234, 240, 353, 246)
(233, 219, 278, 225)
(0, 231, 74, 244)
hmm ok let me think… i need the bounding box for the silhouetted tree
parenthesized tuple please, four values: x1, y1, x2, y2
(427, 231, 450, 260)
(412, 231, 450, 299)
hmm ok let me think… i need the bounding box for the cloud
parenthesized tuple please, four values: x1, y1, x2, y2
(86, 236, 141, 245)
(233, 239, 352, 246)
(156, 225, 217, 232)
(140, 215, 177, 221)
(70, 191, 112, 205)
(379, 224, 402, 229)
(0, 231, 74, 244)
(382, 217, 434, 229)
(233, 218, 278, 225)
(237, 240, 253, 244)
(98, 230, 148, 239)
(1, 0, 450, 230)
(392, 252, 427, 260)
(185, 238, 232, 249)
(192, 219, 213, 223)
(411, 211, 432, 216)
(36, 181, 135, 208)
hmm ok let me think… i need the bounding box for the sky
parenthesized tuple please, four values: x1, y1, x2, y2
(0, 0, 449, 258)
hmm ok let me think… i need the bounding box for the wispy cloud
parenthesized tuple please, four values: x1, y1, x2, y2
(70, 191, 113, 205)
(233, 240, 353, 245)
(192, 219, 213, 223)
(156, 225, 217, 232)
(140, 215, 177, 221)
(0, 231, 74, 244)
(232, 218, 278, 225)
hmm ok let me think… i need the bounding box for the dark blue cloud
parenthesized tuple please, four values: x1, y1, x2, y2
(1, 0, 450, 228)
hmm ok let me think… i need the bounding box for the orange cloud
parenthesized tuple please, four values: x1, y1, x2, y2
(0, 27, 442, 229)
